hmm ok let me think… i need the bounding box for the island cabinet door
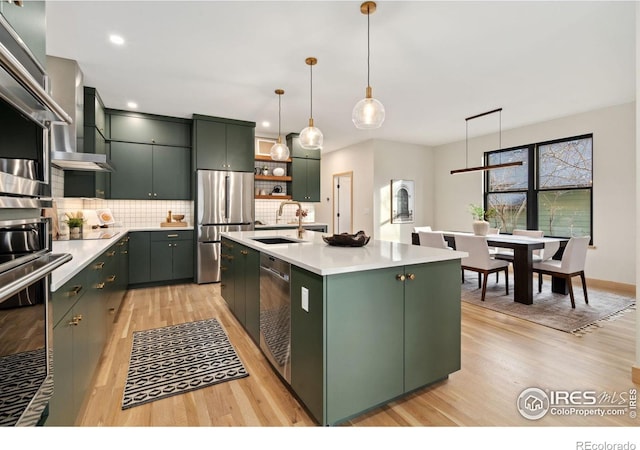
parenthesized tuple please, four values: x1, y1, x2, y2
(290, 266, 325, 424)
(325, 267, 405, 425)
(403, 259, 461, 392)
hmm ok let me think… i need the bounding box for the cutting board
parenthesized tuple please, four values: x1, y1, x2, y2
(160, 221, 188, 227)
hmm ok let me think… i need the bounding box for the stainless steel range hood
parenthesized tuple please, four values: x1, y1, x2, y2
(47, 56, 113, 172)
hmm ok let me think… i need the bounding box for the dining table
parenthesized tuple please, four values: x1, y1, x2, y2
(413, 231, 569, 305)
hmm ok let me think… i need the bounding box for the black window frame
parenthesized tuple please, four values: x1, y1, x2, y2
(484, 133, 593, 243)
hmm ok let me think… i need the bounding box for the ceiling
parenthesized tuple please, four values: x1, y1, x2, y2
(45, 1, 636, 154)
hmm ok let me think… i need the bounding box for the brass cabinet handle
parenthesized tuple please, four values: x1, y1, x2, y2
(94, 262, 105, 269)
(167, 234, 178, 238)
(406, 273, 416, 280)
(396, 274, 406, 281)
(67, 285, 82, 297)
(121, 250, 128, 254)
(96, 282, 105, 289)
(108, 308, 116, 314)
(69, 318, 80, 326)
(107, 250, 116, 257)
(240, 250, 248, 255)
(107, 275, 116, 283)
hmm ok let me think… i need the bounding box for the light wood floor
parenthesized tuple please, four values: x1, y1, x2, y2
(77, 281, 638, 427)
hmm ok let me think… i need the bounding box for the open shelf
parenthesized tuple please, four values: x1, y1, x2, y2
(255, 194, 292, 200)
(255, 175, 292, 181)
(255, 154, 291, 163)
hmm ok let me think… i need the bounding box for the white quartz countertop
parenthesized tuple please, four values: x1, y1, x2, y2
(51, 226, 194, 291)
(221, 229, 467, 276)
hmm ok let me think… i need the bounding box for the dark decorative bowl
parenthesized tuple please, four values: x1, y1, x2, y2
(322, 231, 370, 247)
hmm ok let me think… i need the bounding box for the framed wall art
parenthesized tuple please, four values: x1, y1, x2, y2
(390, 179, 415, 224)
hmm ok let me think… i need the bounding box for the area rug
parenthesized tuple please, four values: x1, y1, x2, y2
(460, 275, 635, 335)
(122, 318, 248, 410)
(0, 348, 46, 426)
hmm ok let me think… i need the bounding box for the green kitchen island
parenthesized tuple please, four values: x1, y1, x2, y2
(220, 229, 466, 426)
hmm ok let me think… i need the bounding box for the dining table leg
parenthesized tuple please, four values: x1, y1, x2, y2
(511, 246, 533, 305)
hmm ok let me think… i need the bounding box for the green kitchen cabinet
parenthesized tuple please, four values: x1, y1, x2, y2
(129, 231, 193, 285)
(290, 157, 321, 202)
(84, 87, 106, 139)
(220, 237, 235, 313)
(404, 260, 461, 391)
(109, 142, 190, 200)
(287, 259, 461, 426)
(193, 114, 255, 172)
(128, 232, 150, 284)
(109, 111, 191, 147)
(103, 235, 129, 335)
(290, 266, 325, 423)
(220, 238, 259, 344)
(285, 132, 321, 202)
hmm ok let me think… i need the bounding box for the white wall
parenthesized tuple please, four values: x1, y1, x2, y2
(317, 139, 433, 241)
(434, 102, 636, 285)
(317, 140, 375, 235)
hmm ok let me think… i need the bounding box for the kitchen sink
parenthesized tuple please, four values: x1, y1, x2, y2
(251, 237, 301, 245)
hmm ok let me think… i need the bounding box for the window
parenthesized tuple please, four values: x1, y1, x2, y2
(484, 134, 593, 240)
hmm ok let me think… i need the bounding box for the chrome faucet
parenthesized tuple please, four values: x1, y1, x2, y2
(278, 201, 304, 238)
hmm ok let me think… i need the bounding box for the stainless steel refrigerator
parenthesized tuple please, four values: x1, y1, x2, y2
(196, 170, 254, 283)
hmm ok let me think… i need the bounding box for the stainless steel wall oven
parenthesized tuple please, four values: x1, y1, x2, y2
(0, 14, 72, 426)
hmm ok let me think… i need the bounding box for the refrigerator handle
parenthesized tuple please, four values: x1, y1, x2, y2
(224, 175, 230, 219)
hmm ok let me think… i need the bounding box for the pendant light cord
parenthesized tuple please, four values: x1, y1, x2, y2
(309, 63, 313, 120)
(367, 4, 371, 87)
(278, 93, 282, 138)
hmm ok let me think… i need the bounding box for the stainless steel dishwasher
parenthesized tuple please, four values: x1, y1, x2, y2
(259, 253, 291, 383)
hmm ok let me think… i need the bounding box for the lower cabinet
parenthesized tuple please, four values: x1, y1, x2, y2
(290, 259, 461, 426)
(47, 235, 130, 426)
(129, 230, 194, 285)
(220, 237, 259, 344)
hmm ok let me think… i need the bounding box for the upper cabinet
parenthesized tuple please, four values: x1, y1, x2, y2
(106, 110, 192, 200)
(84, 87, 106, 138)
(193, 114, 255, 172)
(1, 0, 46, 67)
(286, 133, 321, 202)
(110, 111, 191, 147)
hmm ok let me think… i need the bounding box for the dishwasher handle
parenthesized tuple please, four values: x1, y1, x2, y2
(260, 265, 290, 283)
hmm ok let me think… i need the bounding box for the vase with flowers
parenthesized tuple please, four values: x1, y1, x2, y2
(468, 204, 495, 236)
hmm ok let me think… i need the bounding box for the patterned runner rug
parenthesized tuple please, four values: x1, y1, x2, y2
(461, 274, 635, 335)
(122, 318, 248, 410)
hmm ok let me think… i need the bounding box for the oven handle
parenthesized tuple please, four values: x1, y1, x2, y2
(0, 253, 72, 303)
(0, 39, 72, 125)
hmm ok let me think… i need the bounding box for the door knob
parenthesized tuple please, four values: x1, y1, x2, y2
(406, 273, 415, 280)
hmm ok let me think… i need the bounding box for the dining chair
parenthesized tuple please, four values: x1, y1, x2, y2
(532, 236, 590, 308)
(418, 231, 453, 250)
(454, 234, 509, 302)
(413, 226, 432, 233)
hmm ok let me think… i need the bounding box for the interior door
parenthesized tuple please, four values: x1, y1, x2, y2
(333, 172, 353, 234)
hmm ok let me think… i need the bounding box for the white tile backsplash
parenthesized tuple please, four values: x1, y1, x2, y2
(255, 199, 315, 225)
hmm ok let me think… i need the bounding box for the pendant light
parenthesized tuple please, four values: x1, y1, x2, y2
(450, 108, 523, 174)
(352, 1, 385, 129)
(270, 89, 290, 161)
(299, 57, 323, 150)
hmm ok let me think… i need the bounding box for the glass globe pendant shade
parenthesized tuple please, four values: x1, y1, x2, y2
(352, 87, 385, 129)
(299, 118, 324, 150)
(270, 138, 290, 161)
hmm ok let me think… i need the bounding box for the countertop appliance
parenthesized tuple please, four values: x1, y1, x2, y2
(0, 16, 72, 426)
(259, 253, 291, 383)
(196, 170, 254, 283)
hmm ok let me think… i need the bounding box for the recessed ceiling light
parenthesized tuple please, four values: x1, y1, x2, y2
(127, 102, 138, 109)
(261, 121, 270, 128)
(109, 34, 125, 45)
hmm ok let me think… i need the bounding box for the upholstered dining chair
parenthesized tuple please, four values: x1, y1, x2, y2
(454, 234, 510, 302)
(418, 231, 453, 250)
(532, 236, 590, 308)
(413, 226, 432, 233)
